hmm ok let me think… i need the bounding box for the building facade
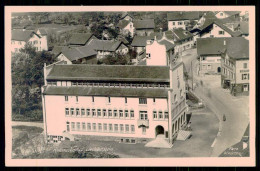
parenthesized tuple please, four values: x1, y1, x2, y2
(42, 64, 187, 144)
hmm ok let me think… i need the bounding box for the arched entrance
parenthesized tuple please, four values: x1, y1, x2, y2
(217, 67, 221, 73)
(155, 125, 164, 136)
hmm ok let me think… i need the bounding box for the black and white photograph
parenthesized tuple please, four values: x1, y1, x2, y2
(5, 6, 255, 167)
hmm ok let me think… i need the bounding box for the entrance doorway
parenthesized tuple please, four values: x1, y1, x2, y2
(155, 125, 164, 137)
(217, 67, 221, 73)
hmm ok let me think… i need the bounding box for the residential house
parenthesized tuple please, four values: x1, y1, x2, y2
(120, 12, 134, 22)
(42, 63, 187, 145)
(116, 20, 134, 37)
(51, 45, 69, 57)
(11, 29, 48, 53)
(221, 37, 249, 96)
(133, 19, 155, 36)
(131, 35, 153, 55)
(197, 37, 229, 75)
(57, 46, 98, 64)
(68, 33, 97, 47)
(88, 39, 128, 59)
(171, 28, 194, 55)
(167, 12, 200, 31)
(215, 11, 241, 19)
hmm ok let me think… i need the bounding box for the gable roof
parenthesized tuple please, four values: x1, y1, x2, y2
(88, 39, 122, 52)
(68, 33, 94, 45)
(120, 12, 134, 20)
(239, 21, 249, 35)
(225, 37, 249, 60)
(131, 36, 153, 47)
(62, 46, 97, 62)
(11, 29, 40, 41)
(158, 39, 176, 51)
(197, 37, 230, 55)
(51, 46, 69, 55)
(46, 64, 170, 83)
(116, 20, 131, 29)
(133, 19, 155, 29)
(172, 28, 193, 41)
(220, 15, 240, 24)
(167, 12, 200, 21)
(223, 11, 241, 16)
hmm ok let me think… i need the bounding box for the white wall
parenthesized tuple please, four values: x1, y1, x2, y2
(235, 59, 249, 84)
(146, 40, 167, 66)
(168, 20, 188, 30)
(200, 24, 232, 38)
(57, 53, 73, 64)
(11, 40, 26, 53)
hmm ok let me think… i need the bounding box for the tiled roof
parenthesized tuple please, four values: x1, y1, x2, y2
(131, 36, 153, 47)
(158, 39, 176, 51)
(61, 46, 97, 62)
(226, 37, 249, 60)
(46, 64, 170, 82)
(167, 12, 200, 21)
(43, 86, 168, 98)
(116, 20, 131, 29)
(239, 21, 249, 35)
(88, 39, 122, 52)
(38, 28, 48, 35)
(223, 11, 241, 16)
(172, 28, 193, 41)
(133, 19, 155, 29)
(197, 37, 231, 55)
(11, 29, 40, 41)
(68, 33, 94, 45)
(51, 46, 69, 55)
(220, 15, 240, 24)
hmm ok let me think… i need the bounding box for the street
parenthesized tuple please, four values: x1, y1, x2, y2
(181, 48, 249, 157)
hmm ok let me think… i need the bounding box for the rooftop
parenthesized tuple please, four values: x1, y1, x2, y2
(167, 12, 200, 21)
(172, 28, 193, 41)
(43, 86, 168, 98)
(131, 36, 153, 47)
(11, 29, 40, 41)
(68, 33, 94, 45)
(88, 39, 122, 51)
(116, 20, 131, 29)
(226, 37, 249, 60)
(133, 19, 155, 29)
(61, 46, 97, 62)
(46, 64, 170, 82)
(197, 37, 231, 55)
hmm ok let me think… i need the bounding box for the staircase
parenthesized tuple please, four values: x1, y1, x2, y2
(145, 134, 173, 148)
(176, 130, 192, 141)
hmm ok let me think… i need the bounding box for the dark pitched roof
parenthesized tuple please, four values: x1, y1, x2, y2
(197, 37, 230, 55)
(120, 12, 134, 20)
(158, 40, 176, 51)
(223, 11, 241, 16)
(116, 20, 131, 29)
(133, 19, 155, 29)
(62, 46, 97, 62)
(226, 37, 249, 60)
(38, 28, 48, 35)
(51, 46, 69, 55)
(239, 21, 249, 35)
(88, 39, 122, 52)
(172, 28, 193, 41)
(11, 29, 40, 41)
(68, 33, 94, 45)
(43, 86, 168, 98)
(150, 32, 163, 40)
(131, 36, 153, 47)
(167, 12, 200, 21)
(220, 15, 240, 24)
(46, 64, 170, 82)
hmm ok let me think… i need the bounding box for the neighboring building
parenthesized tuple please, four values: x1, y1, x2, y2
(197, 38, 229, 75)
(131, 35, 153, 54)
(133, 19, 155, 36)
(215, 11, 241, 19)
(11, 29, 48, 53)
(88, 39, 128, 59)
(51, 45, 69, 57)
(238, 21, 249, 37)
(68, 33, 97, 47)
(57, 46, 98, 64)
(221, 37, 249, 96)
(167, 12, 200, 31)
(171, 28, 194, 54)
(42, 63, 187, 144)
(120, 12, 134, 22)
(116, 20, 134, 37)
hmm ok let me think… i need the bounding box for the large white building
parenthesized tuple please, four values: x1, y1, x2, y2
(42, 62, 187, 144)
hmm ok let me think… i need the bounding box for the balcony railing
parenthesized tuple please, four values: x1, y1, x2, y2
(137, 119, 149, 128)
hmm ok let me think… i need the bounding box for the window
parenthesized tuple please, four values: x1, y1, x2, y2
(114, 124, 118, 132)
(142, 127, 146, 134)
(97, 109, 101, 117)
(140, 111, 148, 120)
(98, 123, 102, 131)
(82, 122, 86, 130)
(113, 110, 118, 117)
(125, 125, 129, 132)
(178, 21, 182, 25)
(76, 108, 80, 116)
(159, 111, 163, 119)
(76, 96, 78, 102)
(86, 109, 90, 116)
(172, 22, 175, 25)
(92, 123, 96, 131)
(153, 111, 157, 119)
(87, 123, 91, 131)
(77, 122, 80, 130)
(146, 53, 151, 58)
(81, 108, 85, 116)
(242, 74, 248, 80)
(153, 98, 156, 103)
(164, 111, 169, 119)
(92, 109, 96, 116)
(139, 98, 147, 104)
(130, 110, 134, 118)
(65, 108, 69, 116)
(103, 123, 107, 131)
(131, 125, 135, 133)
(243, 63, 247, 69)
(219, 31, 224, 35)
(70, 108, 74, 116)
(243, 84, 248, 91)
(65, 96, 68, 101)
(103, 109, 107, 117)
(108, 109, 112, 117)
(125, 110, 129, 118)
(92, 96, 94, 102)
(119, 110, 123, 117)
(109, 124, 113, 132)
(125, 97, 127, 104)
(202, 65, 206, 70)
(71, 122, 75, 131)
(120, 124, 124, 132)
(108, 97, 111, 103)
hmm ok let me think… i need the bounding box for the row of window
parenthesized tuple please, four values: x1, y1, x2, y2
(68, 122, 135, 133)
(65, 108, 135, 118)
(223, 68, 235, 79)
